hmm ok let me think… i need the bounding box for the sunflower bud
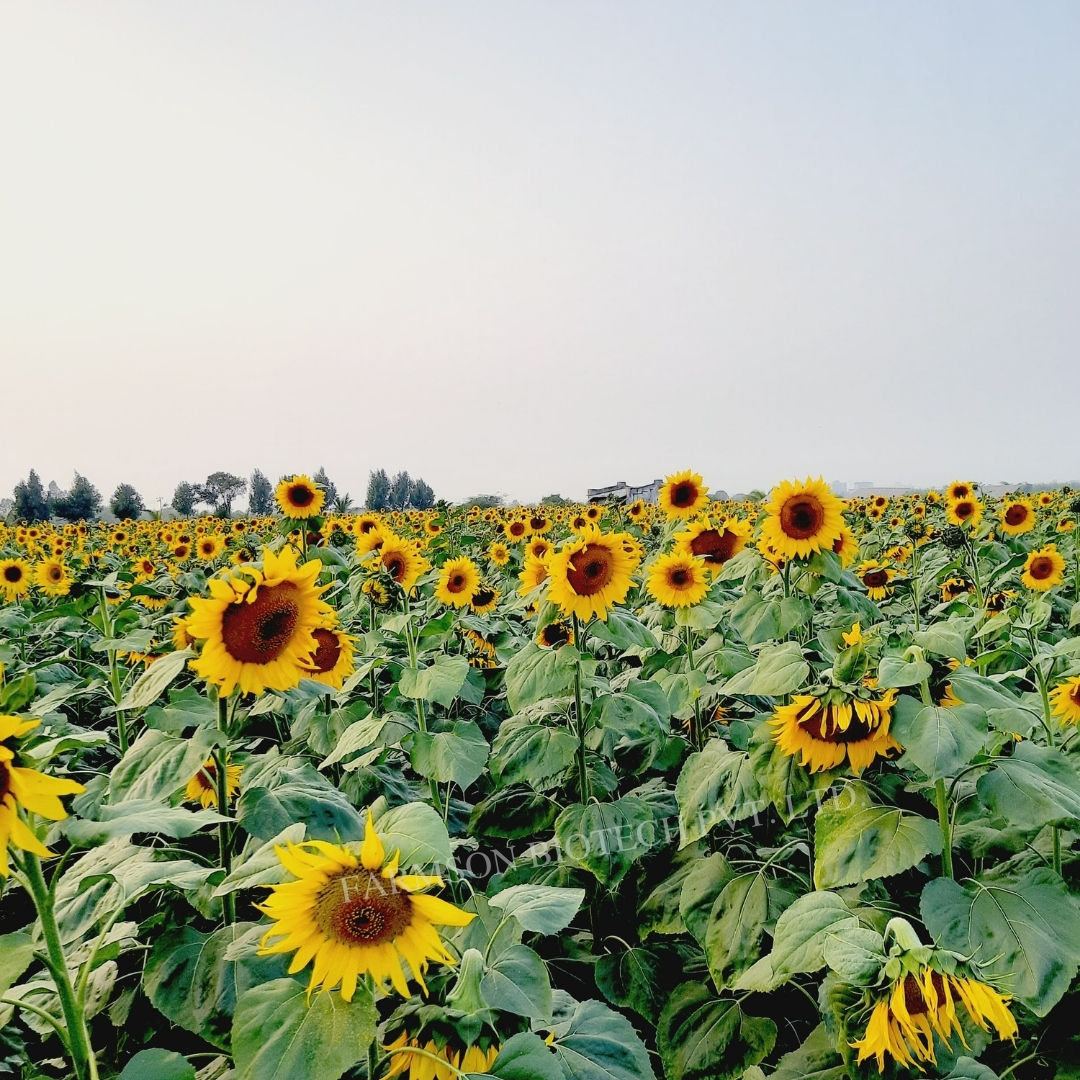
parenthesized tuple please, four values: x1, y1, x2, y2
(446, 948, 489, 1015)
(941, 525, 966, 550)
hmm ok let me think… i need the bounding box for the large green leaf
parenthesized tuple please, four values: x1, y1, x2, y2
(595, 944, 667, 1023)
(676, 739, 768, 846)
(116, 650, 192, 710)
(891, 702, 988, 780)
(489, 718, 579, 791)
(472, 1031, 563, 1080)
(231, 978, 375, 1080)
(0, 932, 34, 997)
(555, 799, 656, 887)
(721, 642, 809, 697)
(480, 945, 552, 1020)
(318, 713, 388, 769)
(550, 998, 657, 1080)
(913, 623, 969, 661)
(410, 720, 489, 790)
(238, 764, 365, 843)
(704, 872, 770, 991)
(61, 800, 226, 844)
(108, 727, 218, 803)
(504, 644, 580, 712)
(976, 741, 1080, 829)
(117, 1049, 195, 1080)
(657, 984, 776, 1080)
(821, 925, 886, 984)
(921, 869, 1080, 1016)
(487, 884, 586, 934)
(813, 784, 941, 889)
(213, 824, 307, 896)
(376, 801, 453, 866)
(469, 786, 560, 840)
(398, 654, 470, 707)
(877, 654, 934, 689)
(588, 608, 659, 650)
(769, 1024, 845, 1080)
(730, 594, 781, 646)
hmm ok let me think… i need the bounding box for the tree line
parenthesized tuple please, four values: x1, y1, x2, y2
(7, 467, 438, 523)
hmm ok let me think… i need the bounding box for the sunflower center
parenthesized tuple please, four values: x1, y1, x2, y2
(780, 497, 824, 540)
(1029, 557, 1053, 580)
(1005, 505, 1028, 526)
(472, 587, 495, 607)
(308, 628, 342, 673)
(315, 869, 412, 946)
(509, 522, 525, 537)
(220, 582, 301, 664)
(801, 705, 874, 744)
(288, 485, 315, 508)
(193, 762, 216, 791)
(448, 573, 468, 593)
(530, 517, 545, 531)
(954, 501, 974, 519)
(672, 482, 697, 508)
(902, 972, 946, 1016)
(690, 529, 737, 564)
(383, 554, 406, 582)
(49, 566, 63, 582)
(542, 622, 571, 647)
(669, 568, 691, 587)
(862, 570, 890, 588)
(4, 566, 23, 583)
(567, 546, 614, 595)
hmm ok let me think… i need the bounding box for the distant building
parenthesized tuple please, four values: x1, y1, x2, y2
(587, 478, 662, 504)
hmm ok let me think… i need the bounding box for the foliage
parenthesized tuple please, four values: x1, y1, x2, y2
(193, 472, 246, 517)
(110, 482, 145, 519)
(52, 473, 103, 521)
(12, 469, 50, 522)
(248, 470, 274, 515)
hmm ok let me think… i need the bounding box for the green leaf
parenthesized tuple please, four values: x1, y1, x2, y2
(213, 824, 307, 896)
(588, 608, 659, 649)
(489, 719, 579, 791)
(480, 945, 552, 1020)
(410, 720, 489, 790)
(821, 926, 886, 983)
(730, 594, 781, 646)
(0, 932, 34, 996)
(475, 1031, 563, 1080)
(721, 642, 809, 697)
(877, 654, 934, 689)
(318, 713, 387, 769)
(976, 741, 1080, 829)
(921, 869, 1080, 1016)
(674, 598, 729, 632)
(595, 944, 667, 1023)
(637, 845, 705, 938)
(943, 1058, 1001, 1080)
(657, 984, 776, 1080)
(892, 703, 988, 780)
(555, 799, 656, 887)
(108, 727, 218, 803)
(116, 650, 192, 710)
(680, 853, 737, 944)
(551, 998, 657, 1080)
(734, 891, 856, 992)
(504, 644, 579, 712)
(488, 884, 586, 934)
(117, 1049, 195, 1080)
(913, 623, 968, 661)
(376, 801, 453, 866)
(231, 977, 376, 1080)
(813, 784, 941, 889)
(769, 1024, 845, 1080)
(704, 873, 770, 991)
(237, 764, 365, 843)
(469, 786, 560, 840)
(398, 654, 470, 707)
(62, 800, 226, 844)
(144, 686, 218, 732)
(676, 740, 768, 846)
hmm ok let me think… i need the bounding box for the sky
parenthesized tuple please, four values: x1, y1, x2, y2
(2, 1, 1078, 508)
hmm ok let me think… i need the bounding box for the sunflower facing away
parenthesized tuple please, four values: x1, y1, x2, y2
(852, 965, 1017, 1072)
(258, 813, 474, 1000)
(275, 474, 326, 519)
(300, 626, 356, 690)
(646, 550, 709, 608)
(1049, 675, 1080, 725)
(658, 470, 710, 519)
(384, 1033, 499, 1080)
(0, 716, 85, 876)
(186, 546, 332, 696)
(1021, 544, 1066, 591)
(434, 557, 480, 608)
(770, 688, 900, 774)
(184, 755, 243, 809)
(545, 525, 640, 621)
(759, 478, 845, 561)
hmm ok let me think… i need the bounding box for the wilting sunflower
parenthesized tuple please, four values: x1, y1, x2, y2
(673, 516, 750, 574)
(0, 559, 32, 603)
(759, 478, 845, 561)
(184, 755, 243, 808)
(301, 627, 356, 690)
(998, 497, 1036, 536)
(939, 576, 972, 603)
(0, 716, 85, 876)
(275, 475, 326, 519)
(384, 1034, 499, 1079)
(537, 619, 574, 648)
(852, 966, 1017, 1072)
(34, 558, 73, 597)
(770, 688, 900, 774)
(546, 526, 639, 621)
(647, 551, 709, 608)
(469, 584, 499, 615)
(187, 546, 331, 696)
(1021, 544, 1066, 591)
(856, 559, 895, 601)
(434, 557, 480, 608)
(658, 470, 710, 519)
(946, 496, 983, 529)
(257, 813, 474, 1000)
(1049, 675, 1080, 725)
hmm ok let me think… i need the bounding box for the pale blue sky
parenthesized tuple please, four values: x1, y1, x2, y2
(2, 2, 1078, 506)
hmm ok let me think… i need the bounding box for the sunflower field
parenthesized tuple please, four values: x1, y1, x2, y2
(2, 472, 1080, 1080)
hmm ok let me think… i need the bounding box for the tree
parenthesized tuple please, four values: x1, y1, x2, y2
(52, 473, 102, 521)
(461, 494, 503, 509)
(12, 470, 50, 522)
(249, 469, 274, 515)
(365, 469, 391, 511)
(313, 467, 337, 508)
(171, 482, 197, 516)
(331, 491, 355, 513)
(111, 483, 145, 520)
(539, 493, 572, 506)
(389, 471, 413, 510)
(194, 471, 246, 517)
(411, 479, 435, 510)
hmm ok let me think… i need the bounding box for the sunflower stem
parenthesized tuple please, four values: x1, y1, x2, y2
(1032, 657, 1064, 876)
(215, 697, 236, 925)
(683, 624, 702, 750)
(98, 587, 128, 755)
(402, 597, 443, 815)
(572, 615, 590, 804)
(20, 853, 96, 1080)
(934, 779, 954, 880)
(909, 541, 922, 634)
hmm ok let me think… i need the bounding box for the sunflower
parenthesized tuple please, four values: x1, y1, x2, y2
(537, 619, 574, 648)
(301, 627, 356, 690)
(257, 813, 474, 1000)
(434, 557, 480, 608)
(945, 481, 973, 502)
(946, 497, 983, 529)
(526, 536, 553, 562)
(759, 478, 845, 561)
(939, 576, 972, 603)
(384, 1034, 499, 1079)
(770, 689, 900, 774)
(647, 551, 709, 608)
(197, 534, 226, 561)
(0, 716, 85, 876)
(184, 755, 243, 809)
(172, 615, 197, 651)
(1021, 545, 1066, 591)
(998, 498, 1036, 536)
(658, 470, 710, 519)
(186, 546, 332, 696)
(852, 966, 1016, 1072)
(0, 559, 32, 603)
(34, 558, 72, 597)
(1048, 676, 1080, 725)
(856, 559, 895, 601)
(517, 553, 551, 597)
(503, 519, 528, 543)
(275, 475, 325, 519)
(673, 516, 750, 574)
(628, 498, 646, 520)
(545, 526, 639, 621)
(527, 513, 552, 535)
(469, 585, 499, 615)
(488, 541, 510, 566)
(374, 535, 430, 593)
(830, 525, 859, 568)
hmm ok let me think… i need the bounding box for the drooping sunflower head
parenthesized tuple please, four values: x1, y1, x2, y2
(545, 526, 640, 621)
(1021, 544, 1066, 591)
(760, 478, 845, 561)
(384, 1031, 500, 1080)
(658, 470, 710, 519)
(275, 475, 326, 519)
(536, 619, 574, 648)
(939, 575, 973, 602)
(646, 550, 709, 608)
